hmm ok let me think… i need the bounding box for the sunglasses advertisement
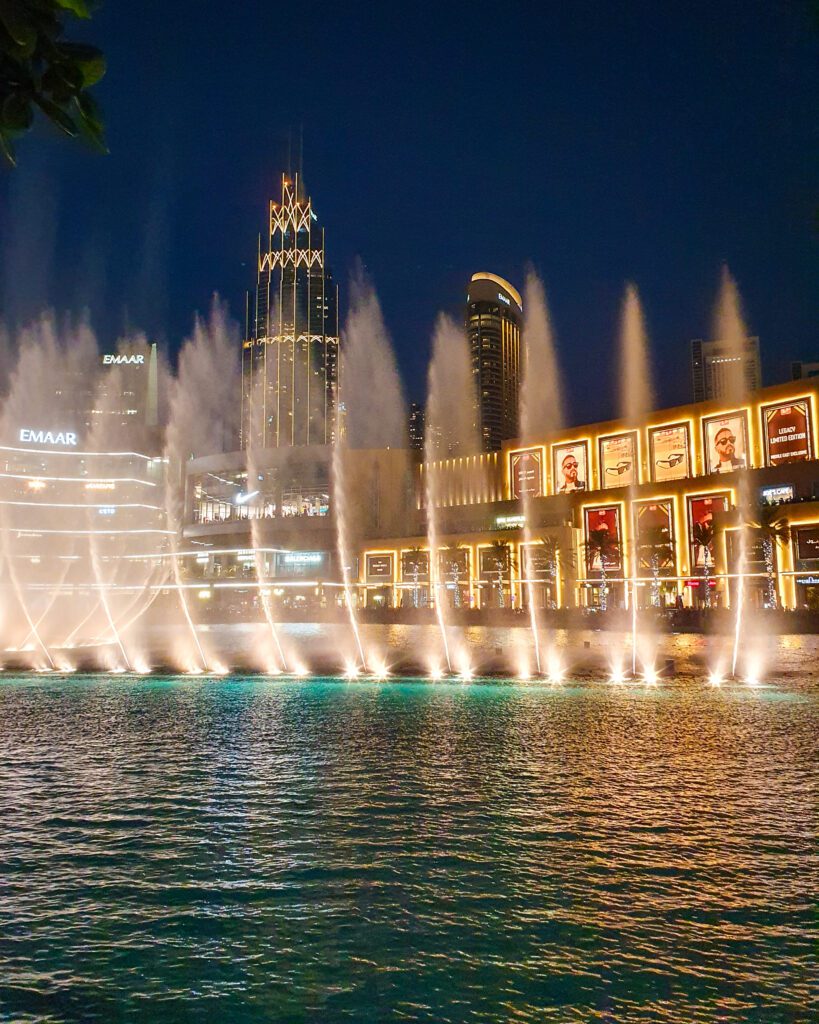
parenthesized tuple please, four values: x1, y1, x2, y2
(599, 432, 637, 488)
(552, 441, 588, 494)
(649, 422, 691, 482)
(703, 411, 748, 475)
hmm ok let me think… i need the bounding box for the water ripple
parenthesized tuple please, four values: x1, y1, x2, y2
(0, 676, 817, 1022)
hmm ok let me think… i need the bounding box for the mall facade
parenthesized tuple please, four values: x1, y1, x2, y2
(180, 378, 819, 614)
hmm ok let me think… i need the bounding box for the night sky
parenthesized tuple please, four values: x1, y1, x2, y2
(1, 1, 816, 425)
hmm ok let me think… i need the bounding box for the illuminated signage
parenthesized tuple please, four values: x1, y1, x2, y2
(687, 493, 728, 572)
(702, 410, 749, 475)
(649, 423, 691, 482)
(552, 440, 588, 494)
(401, 550, 429, 580)
(761, 484, 794, 505)
(497, 292, 511, 306)
(495, 513, 525, 529)
(282, 551, 324, 565)
(509, 448, 543, 499)
(634, 500, 675, 574)
(366, 553, 393, 579)
(102, 354, 145, 366)
(762, 399, 812, 466)
(599, 432, 637, 488)
(583, 506, 622, 576)
(795, 527, 819, 562)
(19, 428, 77, 446)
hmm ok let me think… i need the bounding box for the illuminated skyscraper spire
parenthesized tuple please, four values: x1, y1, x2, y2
(241, 173, 339, 448)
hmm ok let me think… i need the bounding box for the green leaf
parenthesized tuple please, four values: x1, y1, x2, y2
(54, 0, 91, 18)
(56, 41, 105, 85)
(1, 91, 33, 131)
(0, 126, 16, 165)
(74, 91, 106, 151)
(33, 94, 78, 136)
(0, 1, 39, 55)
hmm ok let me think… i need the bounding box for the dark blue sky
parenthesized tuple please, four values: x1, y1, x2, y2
(1, 0, 816, 423)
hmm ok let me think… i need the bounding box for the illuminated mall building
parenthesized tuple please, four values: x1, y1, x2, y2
(467, 272, 523, 452)
(352, 378, 819, 614)
(240, 174, 340, 449)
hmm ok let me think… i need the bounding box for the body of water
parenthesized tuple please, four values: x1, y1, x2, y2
(1, 674, 817, 1022)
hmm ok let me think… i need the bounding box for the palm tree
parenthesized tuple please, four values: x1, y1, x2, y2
(535, 536, 574, 608)
(439, 543, 467, 608)
(692, 518, 715, 608)
(637, 526, 674, 608)
(745, 501, 790, 609)
(402, 546, 426, 608)
(484, 541, 515, 609)
(584, 529, 621, 612)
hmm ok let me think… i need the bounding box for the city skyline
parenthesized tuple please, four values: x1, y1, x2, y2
(0, 3, 815, 427)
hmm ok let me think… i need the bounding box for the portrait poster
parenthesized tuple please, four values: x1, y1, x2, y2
(510, 448, 543, 499)
(599, 432, 638, 488)
(401, 549, 429, 582)
(584, 505, 622, 577)
(552, 441, 589, 495)
(762, 400, 812, 466)
(703, 411, 749, 475)
(635, 500, 675, 574)
(688, 494, 728, 571)
(649, 422, 691, 482)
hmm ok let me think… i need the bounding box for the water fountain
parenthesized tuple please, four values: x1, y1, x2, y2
(424, 313, 478, 676)
(617, 284, 654, 679)
(519, 270, 564, 676)
(335, 272, 408, 674)
(711, 267, 752, 680)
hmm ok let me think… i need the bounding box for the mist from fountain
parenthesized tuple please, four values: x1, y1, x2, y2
(520, 271, 564, 675)
(335, 271, 408, 673)
(617, 284, 654, 678)
(712, 266, 752, 678)
(425, 313, 478, 674)
(164, 298, 239, 673)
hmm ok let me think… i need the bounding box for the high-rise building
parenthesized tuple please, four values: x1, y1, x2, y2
(792, 360, 819, 381)
(466, 272, 522, 452)
(691, 336, 761, 402)
(241, 174, 339, 449)
(408, 401, 425, 450)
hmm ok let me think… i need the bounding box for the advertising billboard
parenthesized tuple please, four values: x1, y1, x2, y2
(703, 410, 749, 475)
(438, 547, 470, 582)
(521, 544, 555, 580)
(687, 494, 728, 571)
(510, 448, 543, 499)
(795, 526, 819, 563)
(401, 549, 429, 582)
(583, 505, 622, 577)
(634, 500, 675, 573)
(366, 553, 393, 580)
(648, 422, 691, 482)
(598, 432, 638, 488)
(479, 545, 510, 579)
(762, 399, 812, 466)
(552, 440, 588, 494)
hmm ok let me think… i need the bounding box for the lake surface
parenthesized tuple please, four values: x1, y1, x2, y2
(0, 675, 817, 1022)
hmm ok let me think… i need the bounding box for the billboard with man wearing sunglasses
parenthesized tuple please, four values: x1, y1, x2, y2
(649, 422, 691, 482)
(598, 432, 638, 488)
(703, 411, 748, 475)
(552, 441, 588, 494)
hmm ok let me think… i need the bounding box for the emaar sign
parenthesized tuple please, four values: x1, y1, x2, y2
(19, 428, 78, 446)
(102, 354, 144, 366)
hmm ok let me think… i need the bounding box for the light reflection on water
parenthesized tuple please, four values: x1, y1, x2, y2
(0, 675, 816, 1023)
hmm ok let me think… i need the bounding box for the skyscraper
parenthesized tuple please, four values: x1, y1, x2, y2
(241, 175, 339, 449)
(466, 272, 523, 452)
(408, 401, 425, 450)
(690, 336, 761, 402)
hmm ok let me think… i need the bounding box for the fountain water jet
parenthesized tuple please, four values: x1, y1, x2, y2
(335, 271, 408, 671)
(617, 284, 654, 677)
(712, 267, 752, 678)
(520, 271, 564, 675)
(424, 313, 478, 674)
